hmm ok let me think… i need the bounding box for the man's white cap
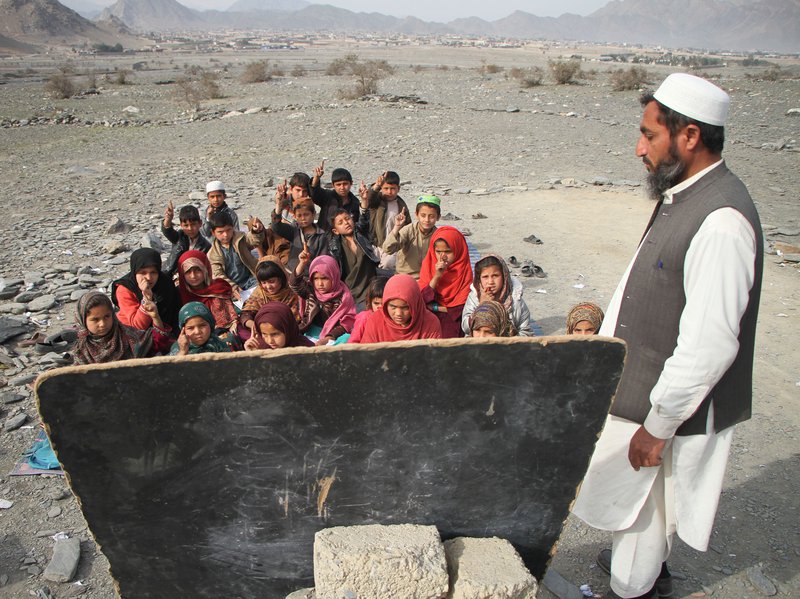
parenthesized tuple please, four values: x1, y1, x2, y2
(653, 73, 729, 126)
(205, 180, 225, 194)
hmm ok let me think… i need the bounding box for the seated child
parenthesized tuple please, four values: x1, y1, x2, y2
(328, 208, 379, 307)
(201, 180, 240, 240)
(289, 254, 356, 346)
(418, 226, 473, 339)
(245, 215, 291, 266)
(311, 160, 360, 232)
(364, 171, 411, 271)
(169, 302, 232, 356)
(243, 302, 314, 351)
(360, 274, 442, 343)
(162, 201, 210, 277)
(348, 276, 388, 343)
(271, 196, 329, 272)
(73, 291, 163, 365)
(177, 250, 239, 333)
(112, 248, 181, 334)
(276, 173, 313, 224)
(206, 211, 259, 299)
(468, 301, 515, 338)
(238, 257, 301, 340)
(382, 195, 441, 279)
(566, 302, 605, 335)
(461, 254, 533, 337)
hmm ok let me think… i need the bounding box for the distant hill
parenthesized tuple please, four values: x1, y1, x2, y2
(58, 0, 108, 19)
(98, 0, 205, 31)
(226, 0, 308, 12)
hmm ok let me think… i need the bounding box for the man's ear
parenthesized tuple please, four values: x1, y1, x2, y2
(683, 124, 702, 151)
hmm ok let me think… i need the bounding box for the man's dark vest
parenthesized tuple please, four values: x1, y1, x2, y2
(610, 163, 763, 435)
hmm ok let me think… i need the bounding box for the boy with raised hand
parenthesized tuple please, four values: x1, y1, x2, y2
(364, 170, 411, 273)
(310, 159, 361, 233)
(382, 195, 441, 280)
(201, 180, 240, 240)
(207, 211, 258, 300)
(162, 200, 210, 277)
(328, 195, 379, 308)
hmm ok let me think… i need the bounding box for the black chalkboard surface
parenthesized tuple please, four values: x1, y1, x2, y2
(36, 336, 625, 599)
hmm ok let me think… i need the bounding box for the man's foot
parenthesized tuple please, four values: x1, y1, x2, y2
(596, 549, 674, 598)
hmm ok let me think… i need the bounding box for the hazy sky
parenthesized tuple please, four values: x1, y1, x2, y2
(180, 0, 612, 20)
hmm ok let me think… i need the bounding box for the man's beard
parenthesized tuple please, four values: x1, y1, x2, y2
(645, 144, 686, 201)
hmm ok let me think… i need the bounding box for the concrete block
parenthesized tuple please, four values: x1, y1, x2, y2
(43, 537, 80, 583)
(314, 524, 448, 599)
(444, 537, 537, 599)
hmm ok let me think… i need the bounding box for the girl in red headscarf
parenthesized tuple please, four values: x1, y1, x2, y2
(418, 226, 473, 338)
(177, 250, 239, 333)
(360, 274, 441, 343)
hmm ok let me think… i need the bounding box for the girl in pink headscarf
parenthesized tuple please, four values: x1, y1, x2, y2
(289, 253, 356, 346)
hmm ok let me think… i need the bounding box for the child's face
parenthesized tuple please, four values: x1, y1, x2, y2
(480, 265, 504, 296)
(258, 321, 287, 349)
(333, 180, 352, 199)
(380, 183, 400, 201)
(207, 191, 226, 209)
(433, 240, 453, 265)
(416, 205, 439, 232)
(184, 266, 205, 289)
(312, 273, 333, 294)
(213, 225, 235, 245)
(386, 299, 411, 326)
(332, 213, 354, 236)
(259, 276, 283, 295)
(86, 305, 113, 336)
(135, 266, 159, 290)
(370, 296, 383, 312)
(572, 320, 597, 335)
(472, 326, 497, 338)
(183, 316, 211, 346)
(180, 219, 201, 239)
(289, 185, 308, 202)
(293, 205, 315, 228)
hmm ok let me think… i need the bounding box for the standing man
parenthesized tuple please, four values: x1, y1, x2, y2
(572, 73, 763, 599)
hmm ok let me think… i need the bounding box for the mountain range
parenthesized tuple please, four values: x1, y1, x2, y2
(2, 0, 798, 54)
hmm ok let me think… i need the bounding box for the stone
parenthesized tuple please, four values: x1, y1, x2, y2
(454, 188, 471, 194)
(286, 589, 316, 599)
(314, 524, 448, 599)
(106, 218, 133, 235)
(244, 107, 263, 114)
(2, 392, 25, 404)
(786, 108, 800, 116)
(188, 191, 206, 201)
(4, 412, 27, 431)
(0, 499, 13, 509)
(70, 289, 90, 301)
(48, 506, 62, 518)
(14, 290, 43, 303)
(0, 288, 19, 300)
(444, 537, 537, 599)
(506, 106, 520, 113)
(103, 240, 128, 255)
(24, 272, 46, 286)
(70, 225, 85, 234)
(746, 566, 777, 596)
(222, 111, 244, 118)
(0, 303, 27, 314)
(28, 295, 57, 312)
(9, 372, 37, 386)
(141, 231, 170, 253)
(43, 537, 80, 583)
(122, 106, 140, 113)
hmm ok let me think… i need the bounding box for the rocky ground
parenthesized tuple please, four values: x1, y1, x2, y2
(0, 43, 798, 598)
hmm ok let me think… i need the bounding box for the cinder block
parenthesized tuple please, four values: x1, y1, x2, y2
(444, 537, 538, 599)
(314, 524, 449, 599)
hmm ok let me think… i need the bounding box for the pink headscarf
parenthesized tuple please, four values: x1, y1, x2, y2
(309, 255, 356, 339)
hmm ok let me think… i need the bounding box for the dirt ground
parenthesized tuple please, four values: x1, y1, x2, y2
(0, 42, 798, 598)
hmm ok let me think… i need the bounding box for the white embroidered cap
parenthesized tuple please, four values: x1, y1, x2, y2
(205, 180, 225, 194)
(653, 73, 730, 126)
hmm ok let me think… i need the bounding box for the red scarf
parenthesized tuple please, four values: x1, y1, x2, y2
(177, 250, 238, 328)
(418, 226, 473, 308)
(361, 274, 441, 342)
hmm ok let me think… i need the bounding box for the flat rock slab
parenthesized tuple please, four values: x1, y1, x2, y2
(36, 337, 624, 598)
(444, 537, 537, 599)
(43, 537, 80, 582)
(315, 524, 448, 599)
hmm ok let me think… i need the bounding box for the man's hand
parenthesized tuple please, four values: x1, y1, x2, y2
(628, 425, 667, 471)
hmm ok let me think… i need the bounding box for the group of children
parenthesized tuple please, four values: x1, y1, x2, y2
(72, 167, 605, 366)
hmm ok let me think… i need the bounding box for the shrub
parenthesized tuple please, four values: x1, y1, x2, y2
(291, 64, 307, 77)
(761, 65, 787, 81)
(85, 70, 98, 91)
(549, 59, 582, 84)
(334, 56, 394, 99)
(510, 66, 543, 88)
(326, 53, 359, 76)
(44, 73, 74, 99)
(241, 60, 271, 83)
(271, 64, 285, 77)
(610, 66, 650, 91)
(108, 68, 130, 85)
(174, 68, 223, 109)
(482, 63, 503, 74)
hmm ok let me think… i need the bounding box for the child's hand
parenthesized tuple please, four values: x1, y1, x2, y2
(298, 243, 311, 265)
(177, 327, 190, 355)
(394, 207, 407, 229)
(138, 278, 153, 299)
(206, 204, 216, 219)
(315, 336, 332, 346)
(277, 179, 287, 198)
(249, 216, 264, 233)
(246, 319, 257, 338)
(313, 159, 325, 179)
(163, 200, 174, 228)
(374, 171, 386, 190)
(359, 180, 369, 203)
(232, 286, 242, 301)
(244, 337, 260, 351)
(435, 254, 449, 274)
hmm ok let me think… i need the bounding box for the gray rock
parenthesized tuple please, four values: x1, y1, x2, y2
(775, 228, 800, 236)
(286, 589, 316, 599)
(2, 392, 25, 404)
(0, 303, 28, 315)
(47, 506, 62, 518)
(746, 566, 777, 596)
(4, 412, 27, 431)
(43, 537, 80, 583)
(106, 218, 133, 235)
(786, 108, 800, 116)
(9, 372, 37, 386)
(0, 288, 19, 300)
(28, 295, 57, 312)
(188, 191, 206, 201)
(14, 290, 43, 303)
(69, 225, 85, 234)
(24, 272, 46, 287)
(454, 187, 472, 194)
(244, 107, 263, 114)
(106, 255, 129, 265)
(103, 240, 128, 255)
(590, 176, 611, 186)
(70, 289, 90, 301)
(506, 106, 520, 113)
(1, 277, 24, 289)
(141, 231, 170, 253)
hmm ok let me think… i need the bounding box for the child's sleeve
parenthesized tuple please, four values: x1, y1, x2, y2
(460, 290, 479, 336)
(200, 218, 212, 239)
(514, 298, 534, 337)
(288, 272, 310, 299)
(230, 209, 240, 232)
(208, 245, 235, 287)
(114, 287, 153, 330)
(271, 219, 297, 242)
(310, 180, 326, 207)
(355, 207, 371, 236)
(161, 223, 179, 244)
(244, 229, 264, 250)
(366, 187, 382, 209)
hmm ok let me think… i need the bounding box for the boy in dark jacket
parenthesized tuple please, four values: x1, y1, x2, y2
(201, 180, 240, 240)
(161, 202, 211, 277)
(328, 207, 378, 308)
(310, 160, 360, 232)
(363, 171, 411, 272)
